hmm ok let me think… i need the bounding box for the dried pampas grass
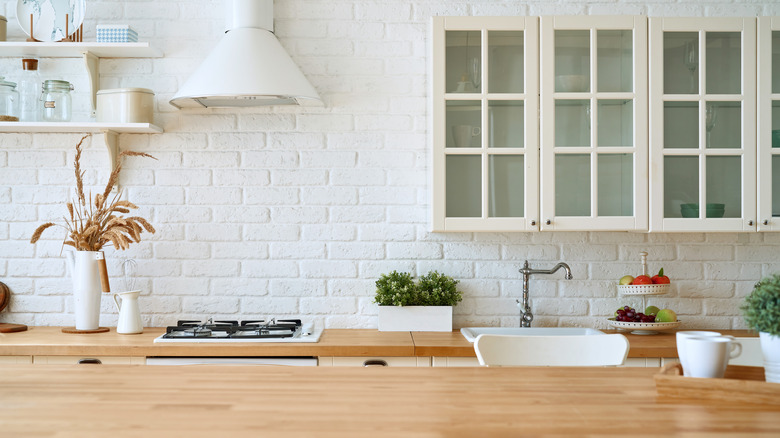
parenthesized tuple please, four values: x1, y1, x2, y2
(30, 134, 157, 251)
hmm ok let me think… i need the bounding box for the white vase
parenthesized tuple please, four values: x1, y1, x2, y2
(377, 306, 452, 332)
(760, 332, 780, 383)
(65, 251, 104, 330)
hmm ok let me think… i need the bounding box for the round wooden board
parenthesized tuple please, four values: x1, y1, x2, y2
(0, 323, 28, 333)
(61, 327, 110, 334)
(0, 281, 10, 312)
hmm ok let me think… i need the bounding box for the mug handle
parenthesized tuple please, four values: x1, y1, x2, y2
(729, 340, 742, 359)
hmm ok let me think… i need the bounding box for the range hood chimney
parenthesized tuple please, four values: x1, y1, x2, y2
(170, 0, 322, 109)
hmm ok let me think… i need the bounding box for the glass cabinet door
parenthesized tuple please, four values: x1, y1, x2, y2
(758, 17, 780, 232)
(432, 17, 539, 231)
(649, 18, 756, 232)
(540, 16, 648, 231)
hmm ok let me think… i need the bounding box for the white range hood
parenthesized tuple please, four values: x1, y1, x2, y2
(170, 0, 321, 109)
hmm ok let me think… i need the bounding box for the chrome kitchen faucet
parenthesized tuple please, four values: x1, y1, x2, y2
(517, 261, 573, 327)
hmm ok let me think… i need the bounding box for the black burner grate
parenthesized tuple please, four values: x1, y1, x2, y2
(163, 319, 303, 339)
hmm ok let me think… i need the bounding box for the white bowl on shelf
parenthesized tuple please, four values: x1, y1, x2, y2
(607, 318, 681, 335)
(617, 283, 671, 295)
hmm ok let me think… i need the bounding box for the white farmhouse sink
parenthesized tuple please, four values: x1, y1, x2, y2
(460, 327, 604, 343)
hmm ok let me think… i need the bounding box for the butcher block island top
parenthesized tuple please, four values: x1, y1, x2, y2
(0, 327, 758, 357)
(0, 364, 778, 437)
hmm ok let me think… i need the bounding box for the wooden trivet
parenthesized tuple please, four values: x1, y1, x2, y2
(61, 327, 110, 334)
(0, 323, 27, 333)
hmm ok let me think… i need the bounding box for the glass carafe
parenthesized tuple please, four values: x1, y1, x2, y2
(18, 58, 41, 122)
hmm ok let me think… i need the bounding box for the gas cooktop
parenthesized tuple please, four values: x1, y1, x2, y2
(153, 319, 322, 343)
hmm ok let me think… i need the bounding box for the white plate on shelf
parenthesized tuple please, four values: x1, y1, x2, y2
(16, 0, 86, 42)
(617, 283, 670, 295)
(607, 318, 680, 335)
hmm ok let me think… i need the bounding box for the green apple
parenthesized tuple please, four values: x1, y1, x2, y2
(644, 305, 660, 316)
(619, 275, 634, 285)
(655, 309, 677, 323)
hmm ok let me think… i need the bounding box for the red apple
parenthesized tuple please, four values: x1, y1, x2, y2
(631, 275, 653, 285)
(651, 268, 671, 284)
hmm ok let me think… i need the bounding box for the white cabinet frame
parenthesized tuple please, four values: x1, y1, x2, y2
(431, 17, 539, 232)
(757, 17, 780, 232)
(649, 18, 757, 232)
(540, 16, 648, 231)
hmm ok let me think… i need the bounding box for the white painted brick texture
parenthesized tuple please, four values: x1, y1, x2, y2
(1, 0, 779, 330)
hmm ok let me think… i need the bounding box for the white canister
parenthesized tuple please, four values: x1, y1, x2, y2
(96, 88, 154, 123)
(0, 15, 7, 42)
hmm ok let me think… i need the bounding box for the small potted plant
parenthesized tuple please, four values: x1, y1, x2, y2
(741, 274, 780, 383)
(374, 270, 462, 332)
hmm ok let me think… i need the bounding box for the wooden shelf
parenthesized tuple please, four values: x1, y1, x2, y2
(0, 42, 162, 58)
(0, 122, 162, 134)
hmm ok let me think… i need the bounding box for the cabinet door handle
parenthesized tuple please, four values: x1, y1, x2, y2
(763, 220, 769, 226)
(363, 359, 388, 367)
(545, 219, 551, 225)
(748, 220, 754, 226)
(530, 220, 536, 226)
(77, 358, 102, 364)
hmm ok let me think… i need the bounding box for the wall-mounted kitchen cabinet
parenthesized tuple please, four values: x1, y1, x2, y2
(431, 17, 540, 232)
(431, 16, 647, 232)
(540, 16, 648, 231)
(757, 17, 780, 232)
(649, 18, 758, 232)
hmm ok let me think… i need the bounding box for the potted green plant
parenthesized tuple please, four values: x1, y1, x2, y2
(741, 274, 780, 383)
(374, 270, 462, 332)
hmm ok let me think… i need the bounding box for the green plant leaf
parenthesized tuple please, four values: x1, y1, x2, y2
(742, 274, 780, 336)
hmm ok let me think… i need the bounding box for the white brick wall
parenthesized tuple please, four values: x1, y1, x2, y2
(1, 0, 779, 330)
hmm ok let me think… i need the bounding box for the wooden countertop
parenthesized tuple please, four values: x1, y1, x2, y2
(410, 329, 759, 358)
(0, 327, 415, 357)
(0, 364, 777, 437)
(0, 327, 759, 358)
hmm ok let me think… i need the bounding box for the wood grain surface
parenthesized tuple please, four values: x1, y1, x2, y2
(0, 327, 760, 358)
(0, 364, 777, 437)
(0, 327, 415, 357)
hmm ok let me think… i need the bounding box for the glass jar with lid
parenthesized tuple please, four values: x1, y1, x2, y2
(0, 77, 19, 122)
(41, 79, 73, 122)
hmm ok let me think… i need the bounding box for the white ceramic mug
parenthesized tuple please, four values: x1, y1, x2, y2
(685, 336, 742, 378)
(676, 331, 722, 377)
(452, 125, 481, 147)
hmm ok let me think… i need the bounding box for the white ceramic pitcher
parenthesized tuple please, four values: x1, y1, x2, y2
(65, 251, 104, 330)
(113, 290, 143, 334)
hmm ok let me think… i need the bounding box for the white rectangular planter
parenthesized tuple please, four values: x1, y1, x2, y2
(378, 306, 452, 332)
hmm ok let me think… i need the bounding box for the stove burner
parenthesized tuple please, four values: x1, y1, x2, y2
(163, 318, 303, 340)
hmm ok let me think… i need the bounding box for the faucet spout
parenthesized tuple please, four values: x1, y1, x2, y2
(517, 261, 573, 327)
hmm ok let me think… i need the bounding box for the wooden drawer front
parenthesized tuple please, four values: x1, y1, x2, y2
(319, 357, 430, 367)
(432, 357, 481, 367)
(33, 356, 145, 365)
(0, 356, 33, 364)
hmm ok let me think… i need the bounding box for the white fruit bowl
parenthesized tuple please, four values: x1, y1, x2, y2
(607, 318, 681, 335)
(617, 283, 670, 296)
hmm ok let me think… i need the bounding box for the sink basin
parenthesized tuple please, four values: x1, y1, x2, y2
(460, 327, 604, 343)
